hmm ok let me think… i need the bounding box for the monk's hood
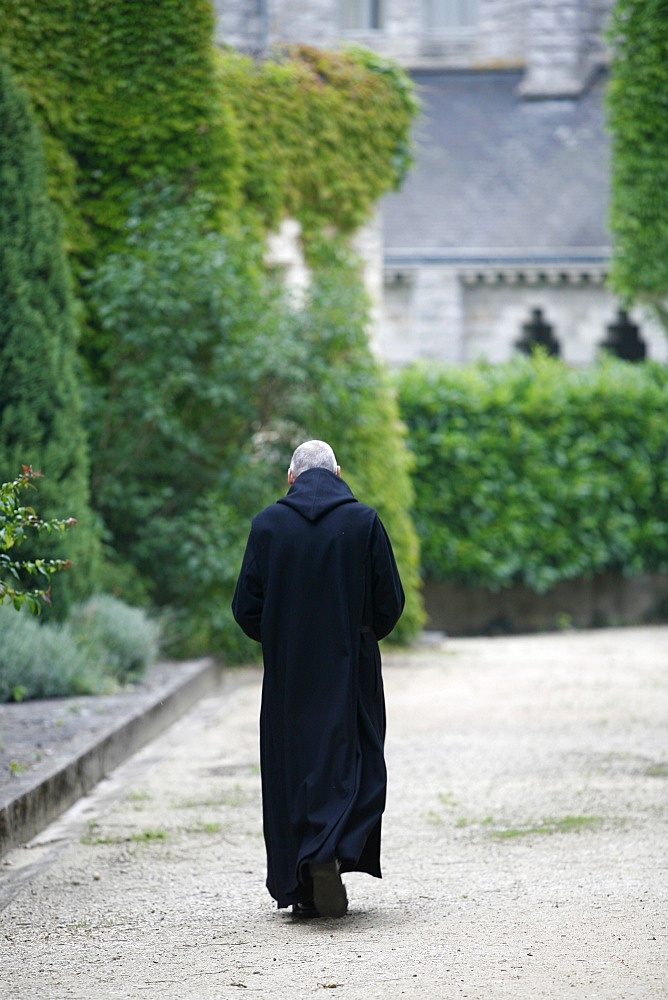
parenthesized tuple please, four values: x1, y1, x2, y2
(277, 467, 357, 523)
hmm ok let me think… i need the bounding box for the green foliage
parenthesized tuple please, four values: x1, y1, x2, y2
(0, 604, 107, 702)
(0, 62, 101, 613)
(607, 0, 668, 323)
(287, 235, 423, 641)
(397, 354, 668, 591)
(0, 467, 76, 613)
(87, 206, 422, 658)
(68, 594, 159, 684)
(2, 0, 243, 260)
(86, 193, 298, 605)
(0, 595, 160, 702)
(2, 7, 422, 658)
(2, 9, 416, 264)
(216, 44, 417, 235)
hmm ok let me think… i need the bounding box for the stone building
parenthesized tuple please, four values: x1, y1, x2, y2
(213, 1, 667, 366)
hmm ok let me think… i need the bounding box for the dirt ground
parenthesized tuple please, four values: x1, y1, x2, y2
(0, 626, 666, 1000)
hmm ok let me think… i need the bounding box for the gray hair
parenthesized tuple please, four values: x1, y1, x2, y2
(289, 440, 338, 478)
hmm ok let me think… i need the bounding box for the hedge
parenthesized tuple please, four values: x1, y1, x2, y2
(397, 355, 668, 592)
(0, 61, 101, 614)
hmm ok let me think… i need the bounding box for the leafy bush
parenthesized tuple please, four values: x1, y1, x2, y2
(87, 205, 423, 660)
(0, 467, 76, 612)
(68, 595, 160, 685)
(0, 605, 107, 703)
(85, 194, 298, 604)
(397, 354, 668, 592)
(0, 595, 160, 702)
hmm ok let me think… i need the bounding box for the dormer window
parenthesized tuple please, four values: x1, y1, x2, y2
(341, 0, 384, 31)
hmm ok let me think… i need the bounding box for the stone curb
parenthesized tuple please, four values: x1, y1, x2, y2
(0, 657, 222, 858)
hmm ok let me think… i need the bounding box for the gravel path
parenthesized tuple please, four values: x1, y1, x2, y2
(0, 627, 666, 999)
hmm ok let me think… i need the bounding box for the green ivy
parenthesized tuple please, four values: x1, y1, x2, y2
(1, 0, 243, 262)
(2, 10, 416, 260)
(607, 0, 668, 325)
(216, 44, 417, 235)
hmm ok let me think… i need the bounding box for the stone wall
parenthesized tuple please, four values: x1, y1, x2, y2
(214, 1, 613, 86)
(519, 0, 612, 97)
(380, 265, 668, 367)
(423, 572, 668, 635)
(213, 0, 264, 50)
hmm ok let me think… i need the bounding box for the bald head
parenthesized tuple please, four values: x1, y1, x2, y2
(288, 440, 339, 482)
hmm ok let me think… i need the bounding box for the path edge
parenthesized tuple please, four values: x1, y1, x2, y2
(0, 658, 222, 858)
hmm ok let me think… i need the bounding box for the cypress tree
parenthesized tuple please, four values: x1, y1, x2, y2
(0, 61, 100, 613)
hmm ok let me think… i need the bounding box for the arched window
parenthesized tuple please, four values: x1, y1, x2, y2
(600, 310, 646, 362)
(516, 307, 560, 357)
(341, 0, 384, 30)
(426, 0, 478, 31)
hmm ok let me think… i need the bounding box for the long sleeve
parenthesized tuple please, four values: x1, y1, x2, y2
(369, 516, 405, 641)
(231, 532, 264, 642)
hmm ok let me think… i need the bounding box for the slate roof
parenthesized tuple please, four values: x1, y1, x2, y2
(382, 69, 611, 265)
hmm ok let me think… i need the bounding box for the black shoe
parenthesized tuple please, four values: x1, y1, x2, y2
(292, 900, 321, 919)
(310, 860, 348, 918)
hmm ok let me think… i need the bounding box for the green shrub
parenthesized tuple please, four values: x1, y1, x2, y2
(88, 206, 423, 660)
(68, 595, 160, 684)
(1, 467, 76, 613)
(397, 354, 668, 592)
(0, 605, 107, 702)
(0, 595, 160, 702)
(85, 193, 297, 608)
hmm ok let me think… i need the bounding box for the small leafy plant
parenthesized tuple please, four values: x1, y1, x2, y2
(0, 467, 76, 613)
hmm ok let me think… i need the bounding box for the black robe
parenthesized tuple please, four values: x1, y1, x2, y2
(232, 468, 405, 908)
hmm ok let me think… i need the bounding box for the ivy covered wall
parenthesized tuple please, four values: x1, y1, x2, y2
(0, 2, 423, 652)
(607, 0, 668, 327)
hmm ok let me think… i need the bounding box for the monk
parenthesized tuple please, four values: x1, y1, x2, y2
(232, 440, 404, 917)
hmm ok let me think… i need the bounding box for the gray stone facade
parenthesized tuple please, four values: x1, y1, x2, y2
(214, 1, 612, 93)
(519, 0, 612, 98)
(213, 2, 668, 368)
(382, 264, 667, 367)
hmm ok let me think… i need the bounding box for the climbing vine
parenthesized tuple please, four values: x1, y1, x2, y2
(217, 44, 417, 234)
